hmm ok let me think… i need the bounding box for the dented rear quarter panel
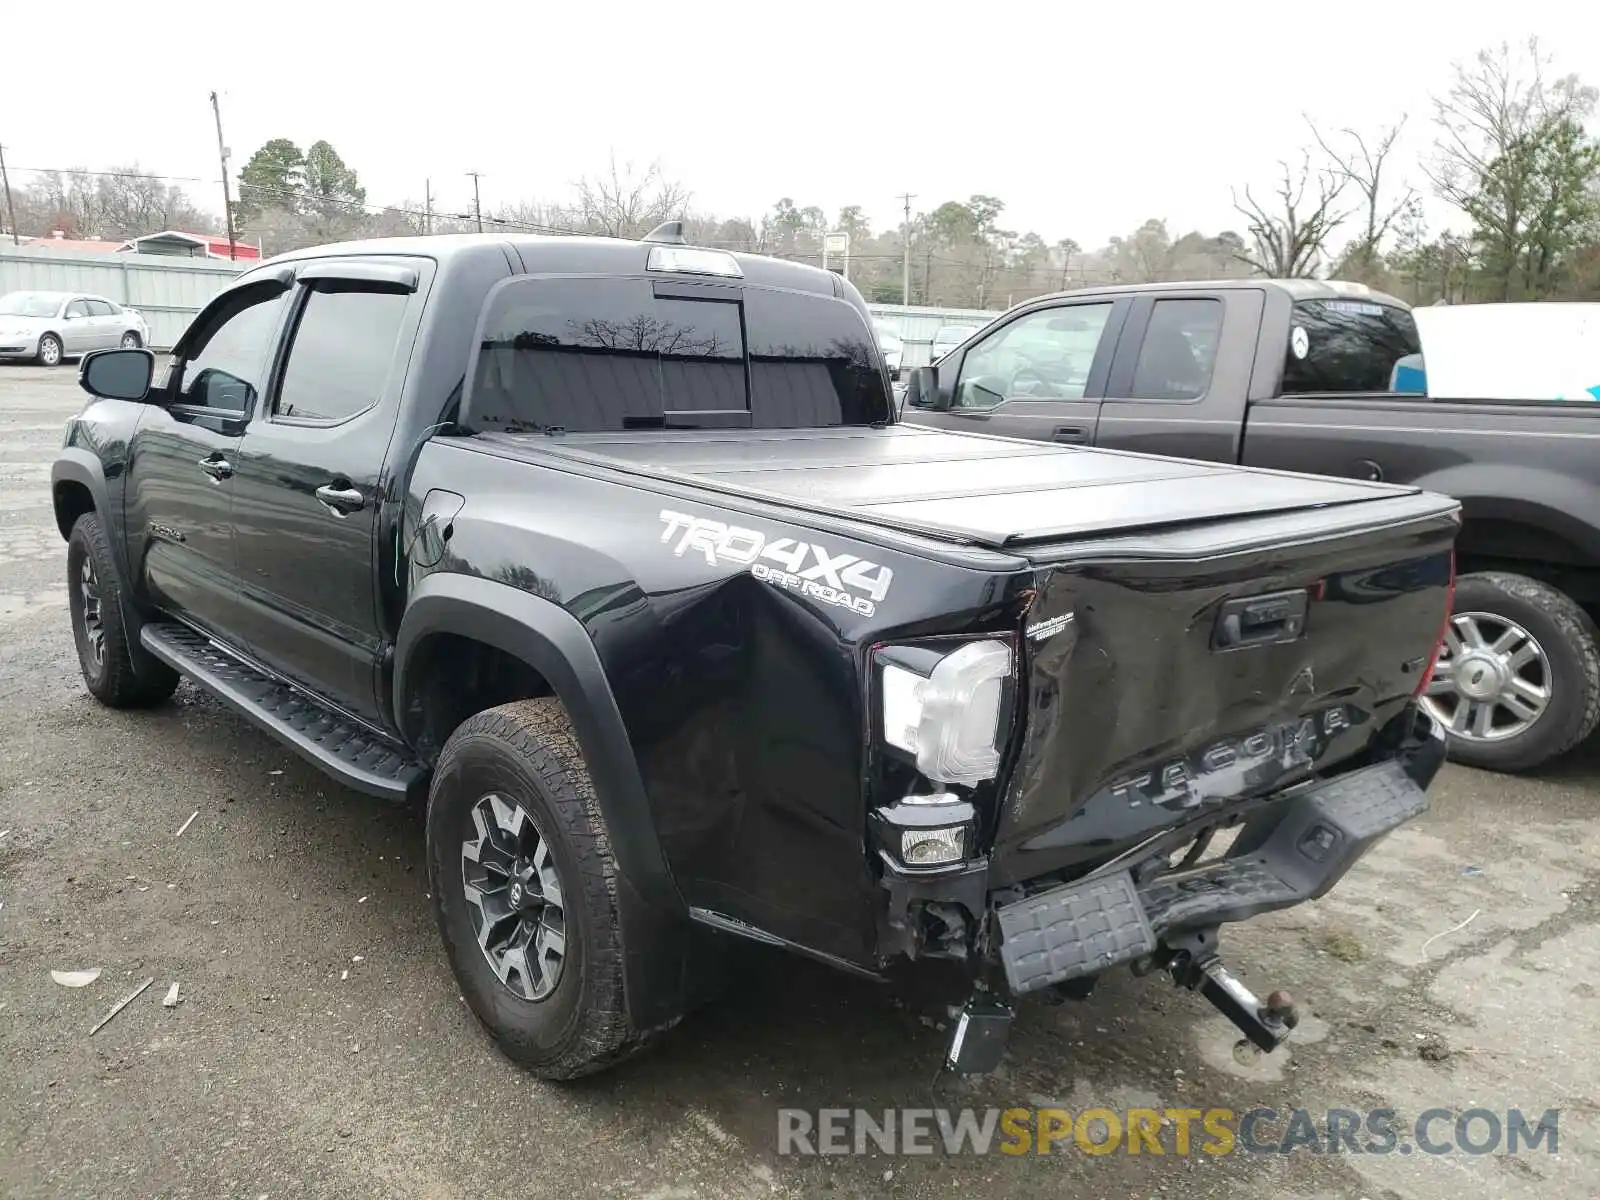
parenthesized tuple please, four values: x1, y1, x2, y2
(404, 437, 1034, 965)
(401, 432, 1458, 969)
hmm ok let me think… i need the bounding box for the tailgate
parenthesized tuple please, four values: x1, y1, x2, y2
(990, 496, 1458, 885)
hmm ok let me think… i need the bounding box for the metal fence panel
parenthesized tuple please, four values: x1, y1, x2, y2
(0, 246, 245, 350)
(866, 302, 1002, 367)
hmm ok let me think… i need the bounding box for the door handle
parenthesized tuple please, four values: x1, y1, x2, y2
(199, 455, 233, 481)
(1052, 426, 1088, 444)
(315, 484, 366, 515)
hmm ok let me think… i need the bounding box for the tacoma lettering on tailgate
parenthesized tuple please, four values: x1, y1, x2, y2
(1108, 705, 1356, 813)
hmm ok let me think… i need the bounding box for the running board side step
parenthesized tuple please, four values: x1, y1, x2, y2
(140, 622, 426, 803)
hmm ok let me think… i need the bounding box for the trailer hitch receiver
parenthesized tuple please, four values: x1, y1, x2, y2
(1163, 931, 1300, 1053)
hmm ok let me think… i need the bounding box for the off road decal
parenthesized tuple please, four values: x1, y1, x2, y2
(658, 509, 893, 617)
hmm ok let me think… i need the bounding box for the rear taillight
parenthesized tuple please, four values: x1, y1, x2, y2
(1412, 550, 1457, 698)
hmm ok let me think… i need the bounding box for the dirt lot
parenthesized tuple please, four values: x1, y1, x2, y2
(2, 363, 1597, 1199)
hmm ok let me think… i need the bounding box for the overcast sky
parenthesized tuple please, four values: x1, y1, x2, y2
(2, 0, 1595, 248)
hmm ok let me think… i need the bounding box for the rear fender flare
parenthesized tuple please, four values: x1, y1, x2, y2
(393, 571, 692, 1028)
(1411, 463, 1600, 563)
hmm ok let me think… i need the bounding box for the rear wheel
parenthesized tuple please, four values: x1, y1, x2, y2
(66, 512, 179, 708)
(37, 333, 62, 367)
(426, 698, 662, 1079)
(1421, 572, 1600, 773)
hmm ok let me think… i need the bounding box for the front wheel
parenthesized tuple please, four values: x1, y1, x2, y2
(426, 698, 662, 1079)
(67, 512, 179, 707)
(120, 331, 142, 349)
(1421, 572, 1600, 773)
(37, 333, 63, 367)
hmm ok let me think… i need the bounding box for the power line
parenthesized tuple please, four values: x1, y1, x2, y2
(0, 158, 1096, 282)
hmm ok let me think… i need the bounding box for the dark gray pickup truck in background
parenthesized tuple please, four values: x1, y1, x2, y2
(903, 279, 1600, 773)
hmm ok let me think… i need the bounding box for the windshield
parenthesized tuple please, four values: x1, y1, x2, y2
(0, 292, 65, 318)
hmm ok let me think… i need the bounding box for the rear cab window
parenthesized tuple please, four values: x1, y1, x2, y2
(1281, 299, 1424, 396)
(468, 277, 891, 432)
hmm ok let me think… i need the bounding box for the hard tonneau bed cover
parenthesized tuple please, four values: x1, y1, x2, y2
(481, 425, 1447, 549)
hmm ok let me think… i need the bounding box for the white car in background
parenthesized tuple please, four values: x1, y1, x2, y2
(0, 291, 151, 367)
(873, 320, 904, 376)
(929, 322, 983, 363)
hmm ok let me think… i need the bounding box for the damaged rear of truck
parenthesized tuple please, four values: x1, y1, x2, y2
(440, 420, 1457, 1073)
(64, 232, 1456, 1079)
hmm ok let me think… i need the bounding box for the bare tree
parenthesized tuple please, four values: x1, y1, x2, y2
(574, 155, 690, 239)
(1232, 154, 1350, 277)
(1309, 116, 1418, 272)
(1425, 38, 1600, 299)
(1425, 39, 1569, 208)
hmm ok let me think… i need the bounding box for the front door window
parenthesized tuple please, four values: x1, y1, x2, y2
(954, 303, 1115, 410)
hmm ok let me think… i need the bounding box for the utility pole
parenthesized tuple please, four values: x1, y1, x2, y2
(467, 171, 483, 233)
(0, 143, 19, 245)
(208, 91, 238, 261)
(424, 178, 433, 235)
(897, 192, 916, 305)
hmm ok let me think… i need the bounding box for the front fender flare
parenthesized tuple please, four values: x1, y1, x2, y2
(52, 449, 167, 684)
(51, 448, 113, 542)
(394, 571, 695, 1029)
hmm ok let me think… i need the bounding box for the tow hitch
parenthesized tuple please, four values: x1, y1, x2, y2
(1153, 931, 1300, 1056)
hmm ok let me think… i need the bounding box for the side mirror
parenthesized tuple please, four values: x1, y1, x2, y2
(80, 347, 155, 402)
(905, 365, 950, 410)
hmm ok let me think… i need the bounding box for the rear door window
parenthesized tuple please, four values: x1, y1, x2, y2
(273, 286, 411, 423)
(1127, 298, 1224, 400)
(468, 276, 891, 431)
(1282, 299, 1423, 394)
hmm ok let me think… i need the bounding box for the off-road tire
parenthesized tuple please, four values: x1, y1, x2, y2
(67, 512, 179, 708)
(1442, 572, 1600, 773)
(426, 698, 660, 1079)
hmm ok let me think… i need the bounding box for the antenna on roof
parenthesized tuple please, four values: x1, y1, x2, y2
(642, 220, 686, 245)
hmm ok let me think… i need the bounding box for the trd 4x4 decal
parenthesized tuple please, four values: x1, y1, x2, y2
(659, 509, 894, 617)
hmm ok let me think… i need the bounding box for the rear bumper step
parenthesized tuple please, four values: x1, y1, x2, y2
(996, 758, 1430, 996)
(141, 622, 426, 803)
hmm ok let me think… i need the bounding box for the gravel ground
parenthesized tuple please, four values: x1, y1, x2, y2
(2, 364, 1597, 1199)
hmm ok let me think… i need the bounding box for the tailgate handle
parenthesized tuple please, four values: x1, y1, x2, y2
(1212, 589, 1309, 651)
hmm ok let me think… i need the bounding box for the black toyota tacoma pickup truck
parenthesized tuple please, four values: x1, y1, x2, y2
(903, 278, 1600, 773)
(54, 232, 1456, 1079)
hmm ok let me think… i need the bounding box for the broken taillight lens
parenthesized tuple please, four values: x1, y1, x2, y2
(1412, 549, 1457, 699)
